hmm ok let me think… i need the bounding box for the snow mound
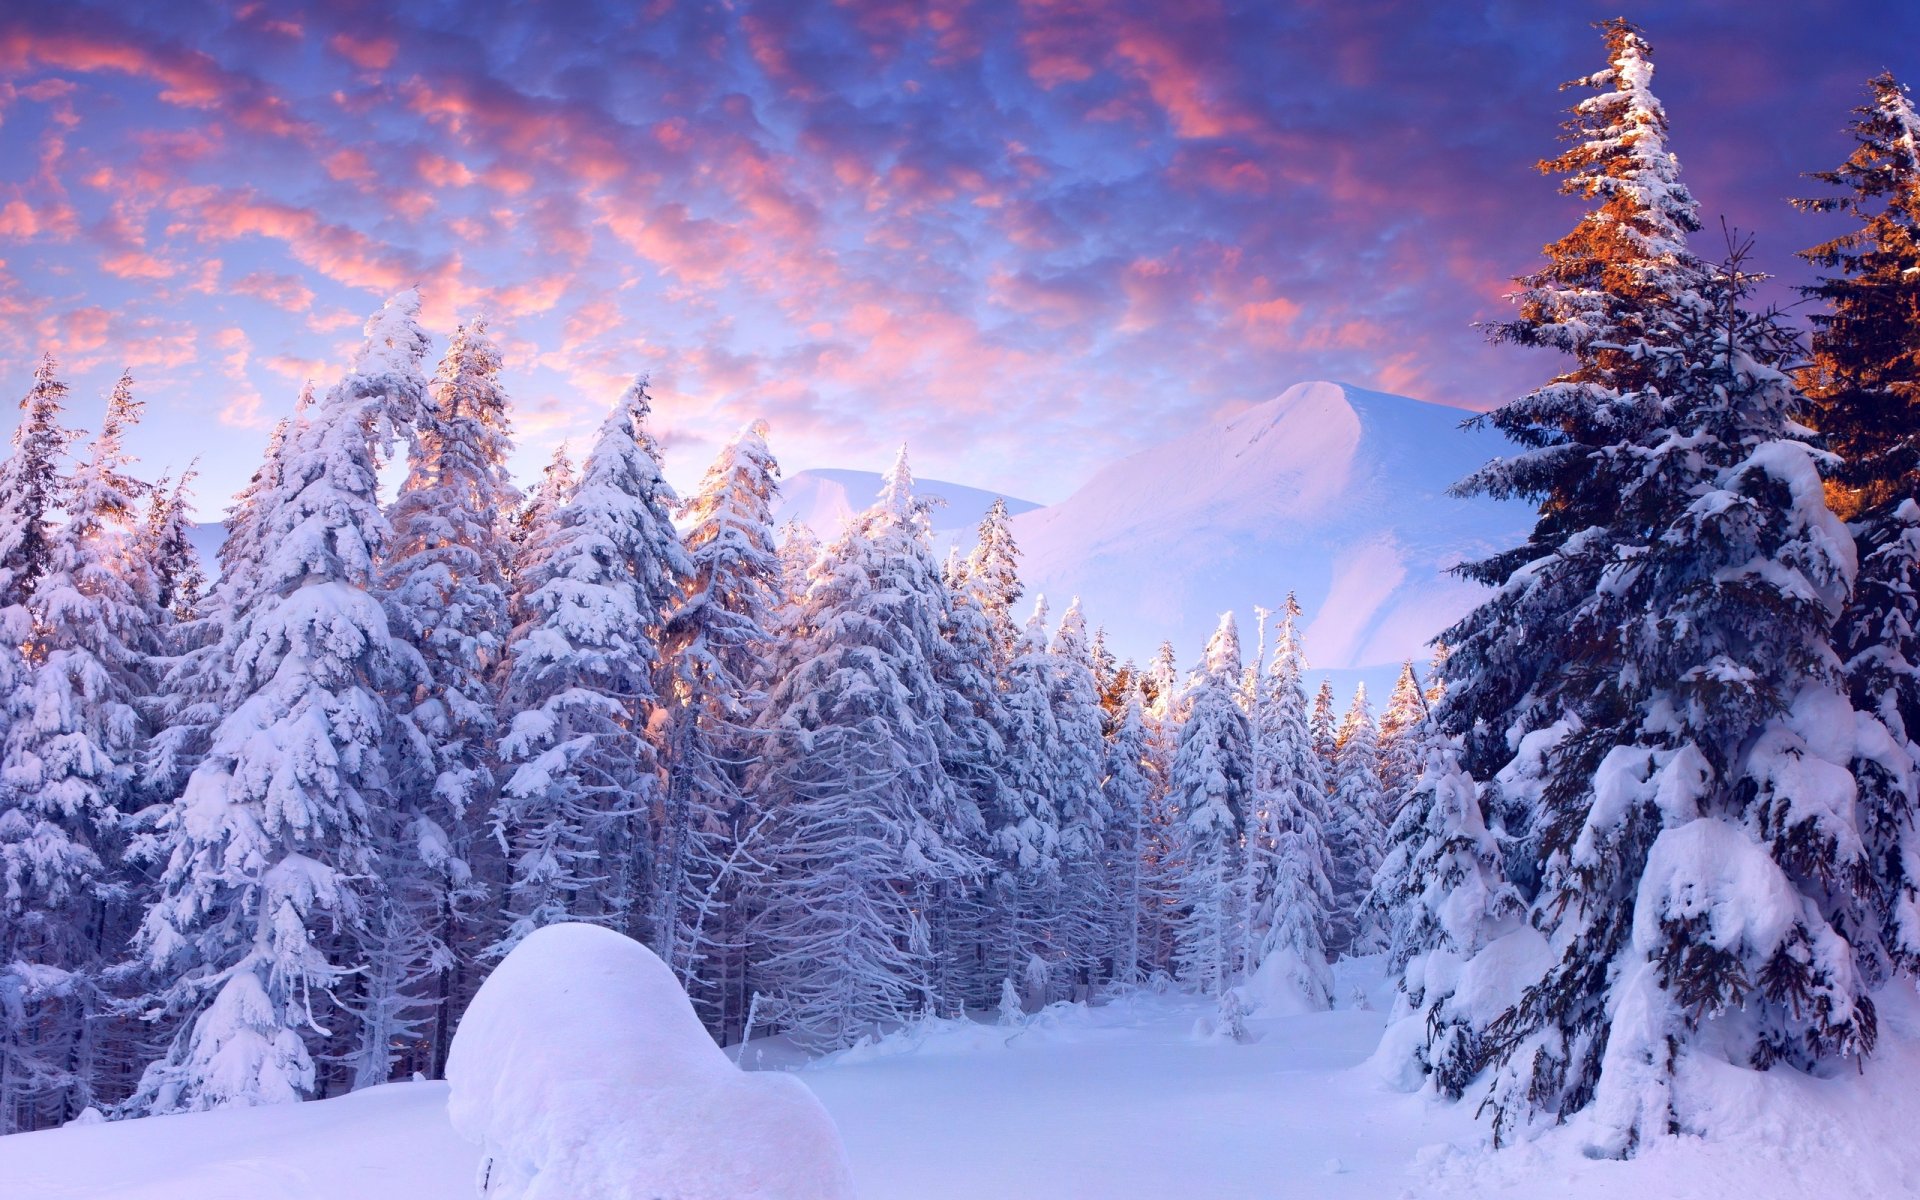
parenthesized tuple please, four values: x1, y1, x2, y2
(1240, 947, 1334, 1018)
(444, 923, 855, 1200)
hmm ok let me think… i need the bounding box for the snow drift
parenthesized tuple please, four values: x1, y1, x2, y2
(444, 923, 855, 1200)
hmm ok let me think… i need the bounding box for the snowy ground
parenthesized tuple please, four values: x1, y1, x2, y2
(5, 958, 1919, 1199)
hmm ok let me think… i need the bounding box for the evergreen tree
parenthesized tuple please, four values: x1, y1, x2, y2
(1243, 595, 1335, 1009)
(1376, 660, 1430, 814)
(1047, 599, 1113, 997)
(1324, 685, 1386, 957)
(1102, 693, 1155, 985)
(746, 450, 982, 1047)
(369, 317, 519, 1081)
(0, 371, 153, 1131)
(1310, 678, 1338, 765)
(1369, 740, 1525, 1097)
(131, 297, 425, 1114)
(1443, 21, 1893, 1153)
(963, 496, 1024, 673)
(1796, 71, 1920, 977)
(987, 604, 1064, 1008)
(143, 470, 205, 628)
(1169, 614, 1254, 995)
(656, 420, 781, 1041)
(492, 380, 686, 953)
(0, 356, 73, 610)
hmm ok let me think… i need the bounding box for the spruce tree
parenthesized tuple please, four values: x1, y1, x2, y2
(746, 450, 981, 1046)
(1169, 613, 1254, 995)
(370, 316, 518, 1081)
(656, 420, 781, 1041)
(1047, 599, 1113, 998)
(1444, 20, 1892, 1153)
(964, 496, 1024, 673)
(0, 372, 152, 1131)
(1369, 740, 1524, 1097)
(1795, 71, 1920, 976)
(1244, 595, 1335, 1009)
(492, 380, 686, 953)
(1324, 685, 1386, 957)
(0, 355, 73, 609)
(131, 297, 425, 1113)
(1102, 693, 1155, 985)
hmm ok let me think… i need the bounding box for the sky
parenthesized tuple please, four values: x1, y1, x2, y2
(0, 1, 1914, 515)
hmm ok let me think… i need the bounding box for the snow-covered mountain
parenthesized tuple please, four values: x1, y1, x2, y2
(1011, 381, 1528, 673)
(776, 467, 1041, 540)
(779, 382, 1529, 680)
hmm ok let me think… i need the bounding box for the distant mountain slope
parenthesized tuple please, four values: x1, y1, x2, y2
(1010, 381, 1529, 672)
(776, 468, 1040, 540)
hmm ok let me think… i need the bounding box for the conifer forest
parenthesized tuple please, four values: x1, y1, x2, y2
(1, 9, 1917, 1199)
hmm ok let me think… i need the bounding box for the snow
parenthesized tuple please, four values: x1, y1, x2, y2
(444, 922, 854, 1200)
(771, 384, 1529, 689)
(10, 955, 1920, 1199)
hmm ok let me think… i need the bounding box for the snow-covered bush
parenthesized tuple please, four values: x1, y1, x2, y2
(445, 923, 855, 1200)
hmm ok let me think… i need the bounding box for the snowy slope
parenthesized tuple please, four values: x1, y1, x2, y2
(776, 468, 1040, 541)
(1011, 381, 1527, 674)
(8, 961, 1919, 1199)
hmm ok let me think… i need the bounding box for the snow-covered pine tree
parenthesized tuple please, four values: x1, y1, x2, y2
(656, 420, 781, 1041)
(508, 445, 576, 593)
(1243, 594, 1335, 1011)
(1047, 599, 1114, 998)
(492, 379, 687, 954)
(1102, 692, 1156, 985)
(1445, 20, 1899, 1153)
(1169, 613, 1254, 996)
(1376, 660, 1430, 816)
(143, 469, 205, 629)
(1368, 739, 1525, 1097)
(370, 316, 519, 1081)
(1796, 71, 1920, 977)
(0, 356, 73, 613)
(0, 371, 154, 1131)
(927, 547, 1008, 1014)
(746, 449, 983, 1046)
(986, 603, 1065, 1009)
(131, 296, 427, 1114)
(1146, 639, 1179, 723)
(1323, 685, 1386, 958)
(1310, 678, 1338, 766)
(772, 519, 821, 630)
(964, 496, 1024, 674)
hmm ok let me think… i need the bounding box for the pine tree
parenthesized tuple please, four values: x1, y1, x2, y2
(1102, 693, 1156, 985)
(1369, 740, 1524, 1097)
(0, 355, 73, 609)
(1444, 20, 1893, 1153)
(1376, 660, 1430, 814)
(656, 420, 781, 1041)
(1047, 598, 1113, 997)
(1309, 678, 1338, 765)
(987, 604, 1064, 1008)
(144, 470, 205, 628)
(1243, 594, 1335, 1009)
(0, 371, 153, 1131)
(131, 297, 425, 1114)
(492, 380, 686, 954)
(1324, 685, 1386, 957)
(370, 316, 519, 1081)
(927, 550, 1007, 1014)
(746, 450, 982, 1046)
(1796, 71, 1920, 977)
(1169, 613, 1254, 995)
(964, 496, 1024, 673)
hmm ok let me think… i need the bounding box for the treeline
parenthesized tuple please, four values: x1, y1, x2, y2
(0, 294, 1422, 1133)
